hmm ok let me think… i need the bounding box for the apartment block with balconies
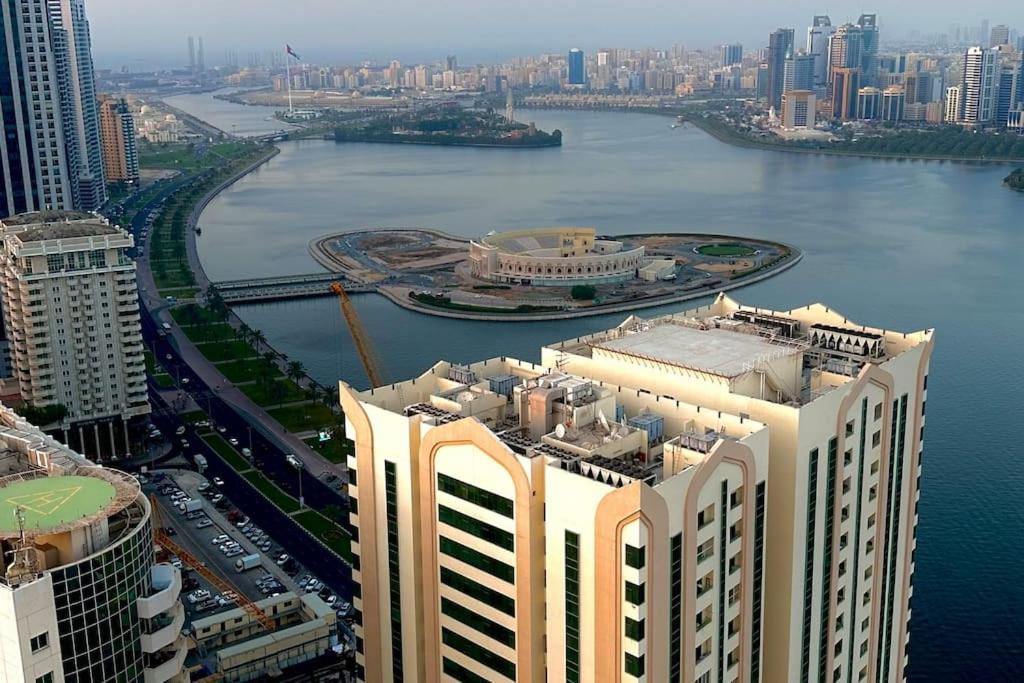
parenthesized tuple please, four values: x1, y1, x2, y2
(0, 210, 149, 459)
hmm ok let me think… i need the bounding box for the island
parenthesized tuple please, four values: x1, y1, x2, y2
(333, 104, 561, 148)
(1005, 168, 1024, 193)
(309, 227, 800, 321)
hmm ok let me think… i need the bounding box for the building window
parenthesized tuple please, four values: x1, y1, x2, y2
(384, 462, 403, 682)
(565, 530, 581, 683)
(439, 536, 514, 583)
(437, 472, 513, 518)
(625, 616, 645, 641)
(35, 674, 53, 683)
(438, 505, 513, 551)
(625, 544, 645, 569)
(442, 627, 515, 680)
(624, 581, 645, 605)
(30, 632, 49, 652)
(625, 652, 645, 677)
(441, 597, 515, 648)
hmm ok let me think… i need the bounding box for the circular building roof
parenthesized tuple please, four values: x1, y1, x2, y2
(0, 473, 128, 538)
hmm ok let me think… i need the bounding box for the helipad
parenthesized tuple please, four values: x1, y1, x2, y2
(0, 475, 116, 535)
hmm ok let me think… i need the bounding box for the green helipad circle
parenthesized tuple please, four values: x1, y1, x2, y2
(0, 475, 116, 534)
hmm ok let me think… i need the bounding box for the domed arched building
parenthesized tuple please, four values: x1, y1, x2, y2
(469, 227, 645, 286)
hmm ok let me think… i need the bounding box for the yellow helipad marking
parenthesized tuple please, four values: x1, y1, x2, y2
(6, 486, 83, 516)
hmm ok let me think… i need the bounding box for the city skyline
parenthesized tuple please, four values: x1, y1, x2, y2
(86, 0, 1023, 70)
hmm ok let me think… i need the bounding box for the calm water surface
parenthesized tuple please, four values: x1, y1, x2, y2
(180, 99, 1022, 680)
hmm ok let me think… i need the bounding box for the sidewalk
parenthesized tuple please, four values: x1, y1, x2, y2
(134, 158, 344, 483)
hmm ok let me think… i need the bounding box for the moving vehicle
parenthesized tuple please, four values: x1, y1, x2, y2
(234, 553, 261, 572)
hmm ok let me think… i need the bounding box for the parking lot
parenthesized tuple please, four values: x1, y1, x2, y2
(143, 469, 353, 629)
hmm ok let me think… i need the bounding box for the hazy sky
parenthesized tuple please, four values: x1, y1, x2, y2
(88, 0, 1022, 70)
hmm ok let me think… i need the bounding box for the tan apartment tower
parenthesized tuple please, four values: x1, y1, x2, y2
(342, 355, 771, 683)
(543, 294, 933, 683)
(98, 95, 140, 184)
(0, 211, 148, 458)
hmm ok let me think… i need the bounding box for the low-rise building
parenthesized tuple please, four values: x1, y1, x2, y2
(192, 592, 337, 681)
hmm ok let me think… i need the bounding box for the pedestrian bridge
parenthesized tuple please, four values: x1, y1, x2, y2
(212, 273, 374, 303)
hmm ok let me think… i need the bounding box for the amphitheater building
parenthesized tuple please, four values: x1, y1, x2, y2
(469, 227, 645, 285)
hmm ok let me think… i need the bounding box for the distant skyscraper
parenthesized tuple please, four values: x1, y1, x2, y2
(828, 24, 863, 87)
(781, 89, 816, 128)
(959, 46, 1002, 126)
(882, 85, 905, 121)
(944, 86, 962, 122)
(807, 15, 835, 94)
(567, 48, 585, 86)
(831, 66, 861, 120)
(784, 51, 816, 93)
(47, 0, 107, 211)
(721, 43, 743, 66)
(98, 95, 139, 184)
(857, 87, 882, 119)
(197, 35, 205, 75)
(0, 0, 74, 217)
(188, 35, 196, 72)
(857, 14, 880, 87)
(990, 24, 1010, 47)
(994, 58, 1021, 126)
(767, 28, 795, 109)
(446, 54, 457, 71)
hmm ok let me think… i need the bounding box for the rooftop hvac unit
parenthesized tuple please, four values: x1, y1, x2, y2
(448, 364, 477, 385)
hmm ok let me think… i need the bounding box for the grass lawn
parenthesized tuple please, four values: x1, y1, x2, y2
(197, 340, 257, 363)
(304, 435, 353, 464)
(183, 323, 238, 344)
(215, 358, 281, 383)
(202, 434, 252, 472)
(139, 143, 202, 170)
(267, 403, 338, 433)
(239, 380, 307, 407)
(171, 304, 223, 327)
(152, 373, 175, 388)
(159, 287, 200, 299)
(696, 243, 757, 257)
(293, 509, 352, 560)
(243, 471, 301, 513)
(144, 350, 156, 374)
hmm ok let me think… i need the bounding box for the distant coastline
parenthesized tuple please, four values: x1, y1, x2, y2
(332, 128, 561, 148)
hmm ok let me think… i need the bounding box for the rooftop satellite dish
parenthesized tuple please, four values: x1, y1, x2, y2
(555, 423, 566, 439)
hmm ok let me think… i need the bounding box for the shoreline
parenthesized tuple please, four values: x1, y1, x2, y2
(520, 103, 1024, 165)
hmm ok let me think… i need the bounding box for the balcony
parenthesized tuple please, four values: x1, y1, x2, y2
(143, 636, 187, 683)
(137, 564, 181, 620)
(141, 602, 185, 654)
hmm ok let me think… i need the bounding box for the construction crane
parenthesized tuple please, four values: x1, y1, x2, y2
(149, 495, 275, 632)
(331, 281, 386, 387)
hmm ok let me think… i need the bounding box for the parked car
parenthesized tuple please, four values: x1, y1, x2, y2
(211, 534, 229, 545)
(196, 519, 213, 529)
(228, 437, 239, 447)
(213, 476, 225, 487)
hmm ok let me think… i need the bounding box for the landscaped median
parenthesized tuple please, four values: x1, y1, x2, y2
(199, 433, 351, 560)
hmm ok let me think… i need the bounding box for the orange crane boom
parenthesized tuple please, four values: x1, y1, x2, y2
(150, 495, 275, 632)
(331, 281, 386, 388)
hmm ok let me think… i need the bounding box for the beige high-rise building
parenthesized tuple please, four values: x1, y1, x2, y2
(543, 295, 933, 683)
(343, 293, 933, 683)
(781, 90, 816, 129)
(0, 211, 148, 458)
(98, 95, 140, 184)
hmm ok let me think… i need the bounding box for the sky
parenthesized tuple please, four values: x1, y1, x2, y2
(87, 0, 1022, 70)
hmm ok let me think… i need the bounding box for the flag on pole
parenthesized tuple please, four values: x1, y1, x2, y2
(286, 45, 301, 61)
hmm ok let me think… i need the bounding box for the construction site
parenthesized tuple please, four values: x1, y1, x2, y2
(309, 227, 799, 320)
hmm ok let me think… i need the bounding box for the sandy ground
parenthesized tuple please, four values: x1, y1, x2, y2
(695, 259, 754, 273)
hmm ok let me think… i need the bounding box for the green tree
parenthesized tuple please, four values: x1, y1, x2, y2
(570, 284, 596, 300)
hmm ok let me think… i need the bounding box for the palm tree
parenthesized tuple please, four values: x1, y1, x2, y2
(252, 329, 267, 354)
(286, 360, 305, 387)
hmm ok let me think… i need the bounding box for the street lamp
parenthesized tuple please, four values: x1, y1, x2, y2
(288, 454, 304, 509)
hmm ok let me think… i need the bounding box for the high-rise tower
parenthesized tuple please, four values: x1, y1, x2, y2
(767, 28, 795, 109)
(568, 48, 585, 86)
(47, 0, 107, 211)
(857, 14, 880, 87)
(959, 46, 1002, 126)
(0, 0, 74, 217)
(807, 16, 835, 95)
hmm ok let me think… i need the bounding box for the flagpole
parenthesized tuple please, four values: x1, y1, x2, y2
(285, 45, 294, 115)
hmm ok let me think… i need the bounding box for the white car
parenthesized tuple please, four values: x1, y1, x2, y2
(228, 437, 239, 447)
(175, 426, 186, 436)
(225, 548, 243, 558)
(211, 534, 229, 545)
(196, 519, 213, 529)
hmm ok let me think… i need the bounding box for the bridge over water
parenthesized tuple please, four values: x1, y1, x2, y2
(212, 272, 374, 304)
